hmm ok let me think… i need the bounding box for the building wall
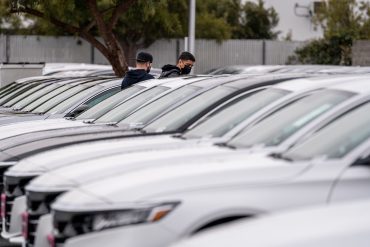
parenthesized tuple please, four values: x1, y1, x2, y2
(249, 0, 324, 41)
(0, 35, 306, 74)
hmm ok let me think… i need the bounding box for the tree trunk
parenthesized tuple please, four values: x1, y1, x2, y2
(122, 42, 140, 67)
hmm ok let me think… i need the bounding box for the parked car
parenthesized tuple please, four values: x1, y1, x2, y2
(0, 77, 122, 125)
(7, 76, 370, 246)
(48, 95, 370, 247)
(0, 73, 292, 165)
(170, 199, 370, 247)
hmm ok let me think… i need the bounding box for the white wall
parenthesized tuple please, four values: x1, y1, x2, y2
(247, 0, 323, 41)
(265, 0, 324, 40)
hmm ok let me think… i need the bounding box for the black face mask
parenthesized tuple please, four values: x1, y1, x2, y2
(146, 66, 151, 73)
(182, 65, 192, 75)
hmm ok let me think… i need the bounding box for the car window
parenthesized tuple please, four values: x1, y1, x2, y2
(229, 89, 354, 148)
(83, 87, 120, 108)
(0, 83, 40, 105)
(46, 86, 104, 114)
(33, 85, 94, 113)
(184, 88, 290, 138)
(284, 101, 370, 160)
(3, 83, 50, 107)
(0, 83, 22, 97)
(143, 86, 237, 132)
(94, 86, 169, 123)
(22, 85, 73, 112)
(12, 84, 61, 110)
(119, 85, 201, 126)
(76, 85, 145, 120)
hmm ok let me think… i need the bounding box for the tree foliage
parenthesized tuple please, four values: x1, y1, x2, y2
(3, 0, 280, 74)
(290, 0, 370, 65)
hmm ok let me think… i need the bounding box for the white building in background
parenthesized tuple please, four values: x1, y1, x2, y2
(253, 0, 370, 41)
(252, 0, 324, 41)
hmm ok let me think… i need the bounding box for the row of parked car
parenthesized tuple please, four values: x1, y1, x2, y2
(0, 65, 368, 247)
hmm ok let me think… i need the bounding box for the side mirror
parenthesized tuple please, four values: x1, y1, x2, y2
(66, 104, 90, 118)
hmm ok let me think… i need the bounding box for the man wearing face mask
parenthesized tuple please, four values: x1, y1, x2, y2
(121, 52, 154, 89)
(159, 51, 195, 78)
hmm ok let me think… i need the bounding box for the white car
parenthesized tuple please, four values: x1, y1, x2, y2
(4, 75, 370, 245)
(48, 96, 370, 247)
(171, 199, 370, 247)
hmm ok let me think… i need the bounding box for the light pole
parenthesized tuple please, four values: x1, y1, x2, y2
(188, 0, 196, 55)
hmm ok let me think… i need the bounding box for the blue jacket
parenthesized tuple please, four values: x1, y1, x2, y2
(121, 69, 154, 89)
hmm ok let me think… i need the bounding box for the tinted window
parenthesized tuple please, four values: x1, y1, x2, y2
(46, 86, 102, 114)
(184, 88, 290, 138)
(76, 85, 144, 120)
(12, 84, 60, 110)
(33, 85, 92, 113)
(284, 101, 370, 160)
(3, 83, 50, 107)
(95, 86, 169, 123)
(144, 86, 237, 132)
(119, 85, 201, 126)
(229, 90, 354, 148)
(22, 85, 73, 112)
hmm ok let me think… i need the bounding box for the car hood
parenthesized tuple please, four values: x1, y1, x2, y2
(7, 135, 199, 177)
(53, 152, 309, 211)
(0, 118, 88, 139)
(27, 144, 226, 192)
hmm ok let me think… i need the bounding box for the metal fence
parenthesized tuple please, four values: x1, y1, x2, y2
(0, 34, 306, 73)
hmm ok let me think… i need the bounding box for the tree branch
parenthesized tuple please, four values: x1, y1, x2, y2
(85, 0, 109, 40)
(108, 0, 137, 30)
(14, 7, 109, 60)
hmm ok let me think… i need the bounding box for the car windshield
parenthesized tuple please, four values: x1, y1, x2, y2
(11, 83, 61, 110)
(143, 86, 237, 132)
(76, 85, 145, 120)
(46, 86, 102, 114)
(119, 85, 201, 127)
(183, 88, 290, 139)
(3, 83, 50, 107)
(229, 89, 354, 148)
(0, 83, 39, 105)
(22, 84, 73, 112)
(0, 83, 23, 98)
(32, 85, 92, 113)
(94, 86, 169, 123)
(283, 101, 370, 161)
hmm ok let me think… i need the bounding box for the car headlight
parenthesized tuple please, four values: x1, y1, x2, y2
(92, 202, 178, 231)
(53, 201, 180, 241)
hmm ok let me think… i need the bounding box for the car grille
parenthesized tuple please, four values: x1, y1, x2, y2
(25, 190, 62, 247)
(0, 164, 14, 231)
(3, 175, 35, 231)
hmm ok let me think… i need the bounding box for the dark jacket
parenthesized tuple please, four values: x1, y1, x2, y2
(159, 64, 181, 79)
(121, 69, 154, 89)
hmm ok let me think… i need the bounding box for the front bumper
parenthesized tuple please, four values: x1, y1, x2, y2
(64, 222, 179, 247)
(1, 195, 26, 239)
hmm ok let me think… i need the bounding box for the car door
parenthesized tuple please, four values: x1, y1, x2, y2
(328, 142, 370, 203)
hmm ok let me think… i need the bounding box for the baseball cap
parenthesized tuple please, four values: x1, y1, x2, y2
(136, 52, 153, 63)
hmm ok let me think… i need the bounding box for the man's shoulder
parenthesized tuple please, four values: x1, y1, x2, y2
(159, 65, 181, 79)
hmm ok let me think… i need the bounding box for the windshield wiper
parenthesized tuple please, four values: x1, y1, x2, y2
(172, 133, 187, 139)
(214, 142, 237, 149)
(106, 121, 118, 127)
(269, 152, 293, 162)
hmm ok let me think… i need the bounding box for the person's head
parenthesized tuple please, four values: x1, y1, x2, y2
(136, 52, 153, 73)
(176, 51, 195, 75)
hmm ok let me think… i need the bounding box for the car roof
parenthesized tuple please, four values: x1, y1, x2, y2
(271, 74, 370, 92)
